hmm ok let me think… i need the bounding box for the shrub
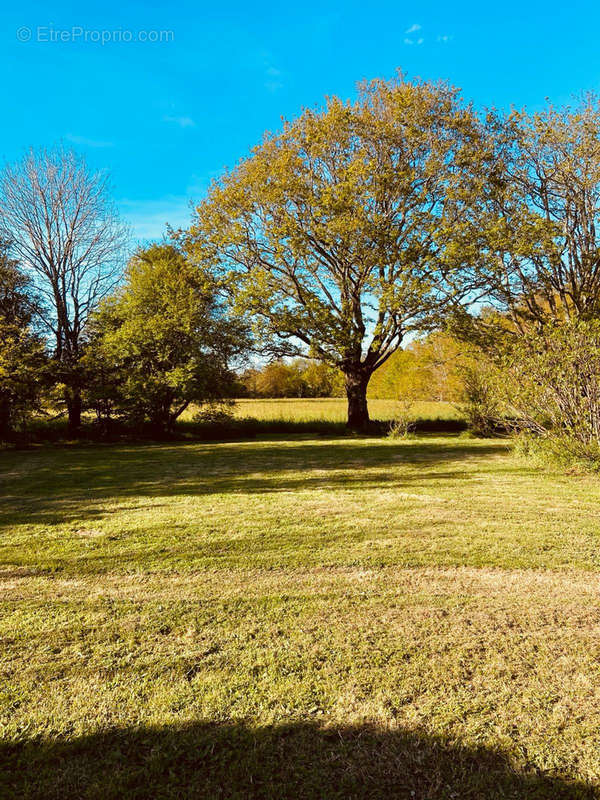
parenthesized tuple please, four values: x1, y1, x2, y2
(501, 321, 600, 466)
(457, 359, 503, 437)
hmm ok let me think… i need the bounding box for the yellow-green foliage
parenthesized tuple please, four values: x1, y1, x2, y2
(240, 332, 467, 404)
(187, 75, 487, 428)
(86, 243, 247, 430)
(368, 332, 466, 401)
(474, 99, 600, 327)
(241, 358, 344, 398)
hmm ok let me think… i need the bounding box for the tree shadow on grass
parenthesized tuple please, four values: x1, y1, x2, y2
(1, 438, 512, 529)
(0, 720, 594, 800)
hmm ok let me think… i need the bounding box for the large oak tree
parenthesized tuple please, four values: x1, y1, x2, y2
(186, 77, 486, 428)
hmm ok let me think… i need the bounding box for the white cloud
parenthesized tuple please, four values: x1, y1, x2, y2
(66, 134, 114, 148)
(437, 34, 452, 43)
(163, 115, 196, 128)
(405, 23, 421, 34)
(404, 36, 424, 46)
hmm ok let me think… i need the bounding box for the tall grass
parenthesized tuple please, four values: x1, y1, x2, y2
(179, 398, 467, 438)
(184, 398, 462, 424)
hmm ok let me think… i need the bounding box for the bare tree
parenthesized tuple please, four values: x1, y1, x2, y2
(0, 147, 129, 429)
(477, 97, 600, 330)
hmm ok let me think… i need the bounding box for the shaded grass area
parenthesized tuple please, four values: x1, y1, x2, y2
(2, 435, 600, 797)
(186, 415, 467, 439)
(2, 720, 593, 799)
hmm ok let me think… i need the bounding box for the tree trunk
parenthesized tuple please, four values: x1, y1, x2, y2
(66, 390, 82, 431)
(345, 372, 370, 431)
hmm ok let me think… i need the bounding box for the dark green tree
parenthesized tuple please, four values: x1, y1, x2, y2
(0, 245, 47, 436)
(87, 243, 249, 433)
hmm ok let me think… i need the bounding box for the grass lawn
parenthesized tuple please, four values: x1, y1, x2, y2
(2, 426, 600, 797)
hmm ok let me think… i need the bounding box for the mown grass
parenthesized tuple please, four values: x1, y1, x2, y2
(1, 425, 600, 797)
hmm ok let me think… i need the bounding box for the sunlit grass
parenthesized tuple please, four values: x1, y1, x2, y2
(230, 397, 461, 422)
(180, 397, 462, 425)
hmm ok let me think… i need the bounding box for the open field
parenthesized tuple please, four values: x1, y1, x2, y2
(178, 398, 465, 437)
(2, 429, 600, 798)
(226, 398, 462, 423)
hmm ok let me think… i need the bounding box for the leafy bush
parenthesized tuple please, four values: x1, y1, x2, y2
(458, 360, 504, 437)
(86, 243, 250, 433)
(501, 321, 600, 466)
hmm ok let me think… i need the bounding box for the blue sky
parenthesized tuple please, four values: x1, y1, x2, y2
(3, 0, 599, 243)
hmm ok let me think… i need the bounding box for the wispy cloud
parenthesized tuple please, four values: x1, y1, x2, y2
(163, 115, 196, 128)
(265, 66, 282, 77)
(66, 133, 114, 148)
(403, 24, 450, 46)
(265, 77, 284, 92)
(118, 195, 194, 242)
(260, 52, 284, 92)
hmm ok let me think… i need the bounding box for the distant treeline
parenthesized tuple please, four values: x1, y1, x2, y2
(239, 332, 464, 402)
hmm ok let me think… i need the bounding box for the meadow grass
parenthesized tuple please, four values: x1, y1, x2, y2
(225, 398, 462, 423)
(180, 398, 465, 437)
(1, 420, 600, 797)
